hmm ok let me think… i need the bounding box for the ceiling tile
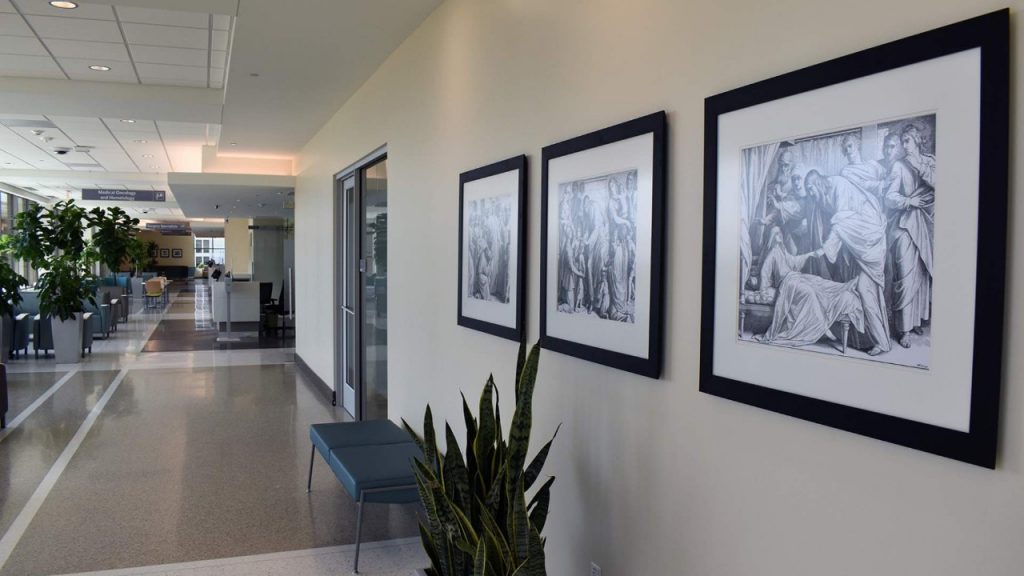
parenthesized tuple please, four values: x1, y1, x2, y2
(0, 53, 63, 77)
(0, 13, 33, 36)
(210, 49, 225, 68)
(212, 14, 230, 31)
(103, 118, 156, 133)
(59, 57, 137, 82)
(0, 150, 33, 168)
(14, 0, 114, 20)
(115, 6, 208, 29)
(155, 121, 208, 138)
(130, 44, 207, 67)
(0, 34, 47, 55)
(211, 29, 228, 51)
(210, 76, 223, 89)
(135, 61, 205, 82)
(0, 0, 15, 13)
(45, 38, 131, 61)
(27, 15, 122, 42)
(122, 22, 207, 49)
(85, 148, 137, 172)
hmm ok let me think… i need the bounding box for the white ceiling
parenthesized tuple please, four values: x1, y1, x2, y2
(0, 0, 441, 221)
(168, 171, 294, 218)
(219, 0, 441, 156)
(0, 0, 232, 88)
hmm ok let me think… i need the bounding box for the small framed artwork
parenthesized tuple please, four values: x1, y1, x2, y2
(700, 10, 1008, 467)
(457, 155, 526, 341)
(159, 248, 170, 258)
(541, 112, 667, 378)
(171, 248, 183, 259)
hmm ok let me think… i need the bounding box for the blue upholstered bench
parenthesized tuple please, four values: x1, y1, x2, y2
(307, 419, 421, 573)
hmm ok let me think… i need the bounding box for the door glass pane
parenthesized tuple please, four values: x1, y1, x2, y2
(362, 158, 387, 420)
(343, 176, 357, 405)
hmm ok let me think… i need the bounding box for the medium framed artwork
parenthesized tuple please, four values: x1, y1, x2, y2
(171, 248, 183, 258)
(541, 112, 667, 378)
(159, 248, 170, 258)
(457, 154, 526, 341)
(700, 10, 1008, 467)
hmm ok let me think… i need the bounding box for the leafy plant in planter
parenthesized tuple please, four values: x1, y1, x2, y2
(403, 342, 558, 576)
(89, 206, 140, 277)
(126, 237, 149, 276)
(0, 235, 28, 316)
(0, 235, 29, 360)
(13, 200, 97, 320)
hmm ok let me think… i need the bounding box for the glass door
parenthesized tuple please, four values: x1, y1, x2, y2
(340, 175, 358, 415)
(336, 154, 388, 420)
(361, 158, 387, 420)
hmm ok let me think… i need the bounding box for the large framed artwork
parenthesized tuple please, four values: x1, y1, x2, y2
(457, 155, 526, 341)
(541, 112, 667, 377)
(159, 248, 170, 259)
(171, 248, 183, 259)
(700, 10, 1009, 467)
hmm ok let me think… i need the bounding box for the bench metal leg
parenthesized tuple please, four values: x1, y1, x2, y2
(306, 444, 315, 493)
(354, 492, 365, 574)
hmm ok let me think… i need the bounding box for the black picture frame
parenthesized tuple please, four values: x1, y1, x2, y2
(457, 155, 527, 341)
(700, 10, 1008, 468)
(540, 111, 667, 378)
(159, 248, 170, 258)
(171, 248, 183, 259)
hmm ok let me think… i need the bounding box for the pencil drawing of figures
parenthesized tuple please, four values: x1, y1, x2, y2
(556, 169, 638, 323)
(466, 194, 513, 303)
(738, 114, 936, 369)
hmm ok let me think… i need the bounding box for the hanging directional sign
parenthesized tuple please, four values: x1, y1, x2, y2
(145, 222, 191, 235)
(82, 189, 166, 202)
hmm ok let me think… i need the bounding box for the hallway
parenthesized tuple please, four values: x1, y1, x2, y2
(0, 283, 423, 576)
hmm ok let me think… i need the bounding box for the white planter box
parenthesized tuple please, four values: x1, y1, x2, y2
(52, 316, 83, 364)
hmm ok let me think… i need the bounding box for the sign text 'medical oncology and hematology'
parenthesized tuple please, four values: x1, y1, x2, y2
(81, 188, 167, 202)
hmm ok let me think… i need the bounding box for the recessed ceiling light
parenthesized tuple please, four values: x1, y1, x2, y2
(249, 73, 259, 77)
(142, 154, 154, 158)
(49, 1, 78, 8)
(150, 165, 160, 169)
(229, 142, 237, 146)
(133, 139, 147, 144)
(120, 119, 136, 123)
(89, 65, 111, 71)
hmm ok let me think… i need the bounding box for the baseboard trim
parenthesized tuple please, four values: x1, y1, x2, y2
(295, 353, 336, 406)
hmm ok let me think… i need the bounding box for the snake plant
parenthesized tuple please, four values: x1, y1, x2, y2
(403, 342, 558, 576)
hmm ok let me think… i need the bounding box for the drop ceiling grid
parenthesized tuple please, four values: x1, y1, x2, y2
(0, 112, 218, 175)
(0, 1, 230, 89)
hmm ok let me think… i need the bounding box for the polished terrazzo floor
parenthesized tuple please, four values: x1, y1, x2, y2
(0, 283, 422, 576)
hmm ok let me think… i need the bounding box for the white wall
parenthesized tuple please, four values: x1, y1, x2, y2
(295, 1, 1024, 574)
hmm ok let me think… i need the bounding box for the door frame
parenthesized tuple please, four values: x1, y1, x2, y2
(333, 145, 387, 418)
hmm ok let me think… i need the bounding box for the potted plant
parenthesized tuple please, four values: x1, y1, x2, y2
(89, 206, 139, 278)
(89, 206, 139, 320)
(0, 235, 27, 362)
(12, 200, 97, 364)
(404, 342, 558, 575)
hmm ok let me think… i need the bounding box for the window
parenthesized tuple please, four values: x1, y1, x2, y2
(194, 236, 225, 267)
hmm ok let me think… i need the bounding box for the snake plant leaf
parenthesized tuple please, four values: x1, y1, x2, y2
(418, 522, 443, 576)
(462, 392, 478, 479)
(401, 417, 426, 456)
(509, 475, 530, 565)
(527, 476, 555, 533)
(475, 377, 497, 480)
(508, 343, 540, 481)
(473, 538, 488, 576)
(478, 501, 511, 564)
(444, 423, 470, 511)
(523, 424, 560, 491)
(515, 340, 527, 398)
(423, 405, 440, 473)
(526, 525, 547, 576)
